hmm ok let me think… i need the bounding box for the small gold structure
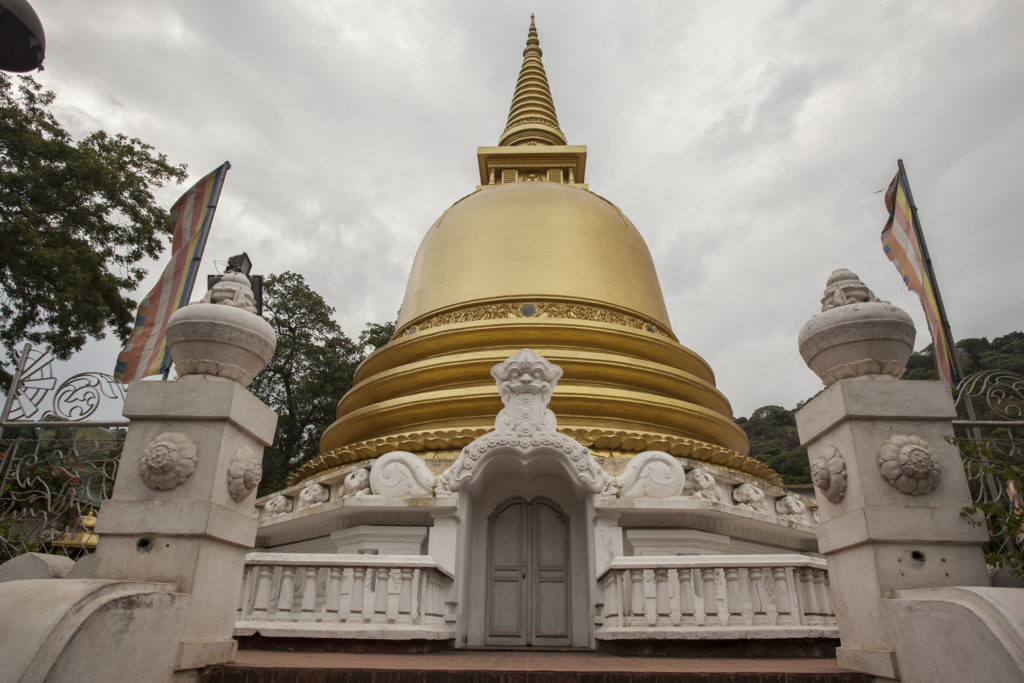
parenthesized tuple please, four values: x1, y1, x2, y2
(296, 17, 777, 485)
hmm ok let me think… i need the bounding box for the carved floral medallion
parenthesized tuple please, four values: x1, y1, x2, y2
(811, 445, 848, 503)
(878, 434, 940, 495)
(226, 446, 262, 502)
(140, 431, 198, 491)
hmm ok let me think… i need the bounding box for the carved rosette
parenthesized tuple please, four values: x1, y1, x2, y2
(615, 451, 685, 499)
(811, 445, 848, 503)
(296, 482, 330, 510)
(733, 482, 767, 513)
(226, 446, 262, 502)
(369, 452, 437, 497)
(264, 493, 292, 516)
(878, 434, 940, 495)
(139, 432, 198, 491)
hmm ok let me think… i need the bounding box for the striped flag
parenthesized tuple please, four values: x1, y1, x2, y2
(881, 161, 958, 385)
(114, 162, 230, 382)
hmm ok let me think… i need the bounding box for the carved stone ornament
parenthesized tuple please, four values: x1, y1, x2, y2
(340, 467, 371, 497)
(369, 452, 436, 497)
(775, 495, 808, 524)
(811, 445, 848, 503)
(165, 272, 276, 387)
(614, 451, 685, 499)
(226, 446, 262, 503)
(685, 466, 722, 502)
(442, 349, 607, 493)
(878, 434, 941, 495)
(798, 269, 915, 386)
(139, 431, 198, 491)
(733, 482, 767, 513)
(264, 493, 292, 516)
(296, 482, 330, 510)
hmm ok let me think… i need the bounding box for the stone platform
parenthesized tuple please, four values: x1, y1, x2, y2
(201, 650, 871, 682)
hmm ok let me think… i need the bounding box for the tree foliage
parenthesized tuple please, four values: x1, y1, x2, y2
(248, 272, 395, 495)
(0, 74, 188, 383)
(738, 332, 1024, 485)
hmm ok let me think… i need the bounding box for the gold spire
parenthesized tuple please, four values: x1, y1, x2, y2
(499, 15, 567, 146)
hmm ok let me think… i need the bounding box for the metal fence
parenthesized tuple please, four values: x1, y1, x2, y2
(0, 345, 128, 561)
(953, 370, 1024, 571)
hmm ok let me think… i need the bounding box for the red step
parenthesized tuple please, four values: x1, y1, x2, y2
(201, 650, 871, 682)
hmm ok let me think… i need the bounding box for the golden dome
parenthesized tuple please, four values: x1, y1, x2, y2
(397, 182, 671, 332)
(292, 18, 776, 486)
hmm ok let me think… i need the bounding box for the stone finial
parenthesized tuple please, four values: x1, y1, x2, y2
(491, 348, 562, 434)
(201, 271, 257, 313)
(799, 269, 916, 386)
(820, 268, 881, 311)
(166, 272, 276, 386)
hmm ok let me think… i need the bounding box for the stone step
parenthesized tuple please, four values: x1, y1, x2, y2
(201, 650, 872, 682)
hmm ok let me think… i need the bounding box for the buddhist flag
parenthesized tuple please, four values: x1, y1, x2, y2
(881, 161, 959, 386)
(114, 162, 231, 382)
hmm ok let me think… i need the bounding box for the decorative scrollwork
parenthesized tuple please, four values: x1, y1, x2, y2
(3, 346, 127, 424)
(0, 431, 123, 561)
(955, 370, 1024, 421)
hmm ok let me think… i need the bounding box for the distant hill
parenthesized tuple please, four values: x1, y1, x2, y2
(737, 331, 1024, 485)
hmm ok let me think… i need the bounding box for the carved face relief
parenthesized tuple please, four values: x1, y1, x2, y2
(733, 482, 767, 512)
(491, 349, 562, 401)
(811, 445, 848, 503)
(297, 482, 330, 509)
(878, 434, 940, 495)
(140, 432, 198, 491)
(264, 493, 292, 515)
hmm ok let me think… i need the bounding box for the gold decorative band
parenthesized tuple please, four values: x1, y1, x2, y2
(289, 426, 780, 486)
(396, 300, 674, 340)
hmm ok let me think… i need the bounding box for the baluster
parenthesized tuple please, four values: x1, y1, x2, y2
(300, 566, 319, 617)
(347, 566, 366, 623)
(371, 567, 391, 623)
(251, 565, 274, 615)
(797, 567, 819, 625)
(724, 567, 743, 626)
(700, 568, 718, 626)
(653, 568, 671, 625)
(601, 571, 622, 628)
(276, 566, 297, 616)
(812, 568, 832, 622)
(676, 568, 696, 626)
(772, 567, 796, 625)
(238, 564, 255, 616)
(324, 567, 343, 621)
(396, 567, 415, 624)
(748, 567, 769, 625)
(421, 571, 444, 626)
(629, 568, 646, 626)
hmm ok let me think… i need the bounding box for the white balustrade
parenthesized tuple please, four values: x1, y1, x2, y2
(595, 554, 836, 639)
(236, 552, 455, 640)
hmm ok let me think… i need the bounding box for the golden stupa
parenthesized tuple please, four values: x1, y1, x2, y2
(293, 17, 778, 486)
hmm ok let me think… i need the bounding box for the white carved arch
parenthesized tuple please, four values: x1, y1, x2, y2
(440, 349, 607, 494)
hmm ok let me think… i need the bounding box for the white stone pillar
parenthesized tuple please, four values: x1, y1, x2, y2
(796, 270, 989, 681)
(92, 272, 277, 673)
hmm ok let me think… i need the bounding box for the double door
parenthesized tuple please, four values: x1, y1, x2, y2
(486, 496, 571, 646)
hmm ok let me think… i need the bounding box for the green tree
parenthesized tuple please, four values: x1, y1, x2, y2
(0, 74, 188, 383)
(736, 404, 811, 485)
(248, 272, 396, 495)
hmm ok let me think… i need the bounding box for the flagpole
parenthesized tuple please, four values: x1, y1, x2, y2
(897, 159, 965, 386)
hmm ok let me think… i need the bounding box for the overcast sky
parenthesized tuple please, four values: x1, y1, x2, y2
(18, 0, 1024, 419)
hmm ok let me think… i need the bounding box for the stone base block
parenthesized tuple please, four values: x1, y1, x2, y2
(835, 646, 898, 680)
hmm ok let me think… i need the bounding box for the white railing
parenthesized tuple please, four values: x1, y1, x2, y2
(236, 553, 455, 640)
(596, 554, 836, 638)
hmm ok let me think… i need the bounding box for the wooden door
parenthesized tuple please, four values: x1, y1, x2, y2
(486, 497, 570, 646)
